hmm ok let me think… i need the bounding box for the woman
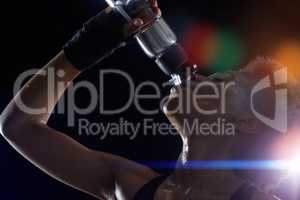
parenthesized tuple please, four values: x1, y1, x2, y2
(0, 1, 298, 199)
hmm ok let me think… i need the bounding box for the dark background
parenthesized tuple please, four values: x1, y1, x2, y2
(2, 0, 300, 199)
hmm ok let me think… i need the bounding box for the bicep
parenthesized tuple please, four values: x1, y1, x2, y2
(3, 121, 115, 199)
(3, 121, 159, 200)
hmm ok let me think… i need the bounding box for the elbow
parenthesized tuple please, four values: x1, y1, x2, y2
(0, 114, 22, 140)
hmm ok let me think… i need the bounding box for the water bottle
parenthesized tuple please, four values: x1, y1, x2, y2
(105, 0, 190, 85)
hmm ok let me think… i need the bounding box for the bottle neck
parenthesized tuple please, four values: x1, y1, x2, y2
(155, 44, 189, 72)
(168, 63, 199, 86)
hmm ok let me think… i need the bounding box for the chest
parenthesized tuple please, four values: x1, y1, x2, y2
(153, 180, 230, 200)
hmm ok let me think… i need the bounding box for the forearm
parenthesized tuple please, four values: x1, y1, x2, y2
(0, 3, 162, 198)
(0, 51, 80, 135)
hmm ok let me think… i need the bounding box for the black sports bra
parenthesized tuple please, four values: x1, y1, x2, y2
(133, 175, 168, 200)
(133, 175, 256, 200)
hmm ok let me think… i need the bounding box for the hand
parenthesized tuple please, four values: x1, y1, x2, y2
(64, 0, 161, 71)
(125, 0, 161, 35)
(149, 0, 162, 16)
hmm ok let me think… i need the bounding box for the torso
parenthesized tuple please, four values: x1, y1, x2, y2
(149, 174, 278, 200)
(153, 175, 233, 200)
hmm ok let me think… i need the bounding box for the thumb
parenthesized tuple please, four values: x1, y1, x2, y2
(124, 18, 144, 37)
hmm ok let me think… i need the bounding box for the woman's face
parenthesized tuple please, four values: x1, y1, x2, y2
(163, 70, 277, 138)
(163, 69, 292, 188)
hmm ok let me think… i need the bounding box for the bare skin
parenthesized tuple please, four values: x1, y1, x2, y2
(0, 1, 165, 200)
(0, 56, 281, 200)
(0, 51, 162, 200)
(0, 2, 287, 200)
(160, 65, 296, 200)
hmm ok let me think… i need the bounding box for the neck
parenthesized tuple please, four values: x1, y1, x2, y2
(181, 134, 237, 162)
(171, 134, 244, 198)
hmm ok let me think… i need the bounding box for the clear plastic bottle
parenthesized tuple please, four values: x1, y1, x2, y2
(105, 0, 190, 85)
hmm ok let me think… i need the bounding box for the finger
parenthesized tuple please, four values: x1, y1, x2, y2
(152, 7, 162, 16)
(148, 0, 161, 16)
(133, 18, 144, 26)
(149, 0, 158, 7)
(125, 18, 144, 36)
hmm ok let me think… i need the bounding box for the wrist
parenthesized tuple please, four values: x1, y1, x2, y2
(63, 8, 127, 71)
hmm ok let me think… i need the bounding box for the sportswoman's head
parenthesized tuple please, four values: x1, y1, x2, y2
(163, 57, 300, 188)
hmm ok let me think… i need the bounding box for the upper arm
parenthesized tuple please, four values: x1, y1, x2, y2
(1, 120, 115, 199)
(0, 51, 158, 199)
(1, 120, 158, 199)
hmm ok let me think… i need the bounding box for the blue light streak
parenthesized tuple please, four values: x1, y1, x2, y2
(140, 160, 290, 170)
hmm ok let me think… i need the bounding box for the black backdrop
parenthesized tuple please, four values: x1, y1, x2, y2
(2, 0, 300, 199)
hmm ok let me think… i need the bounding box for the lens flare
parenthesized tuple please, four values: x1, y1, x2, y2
(182, 24, 216, 68)
(211, 30, 244, 73)
(182, 24, 244, 73)
(140, 160, 289, 170)
(288, 156, 300, 175)
(274, 40, 300, 80)
(272, 131, 300, 176)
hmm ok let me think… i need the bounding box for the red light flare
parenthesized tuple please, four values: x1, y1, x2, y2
(181, 24, 217, 70)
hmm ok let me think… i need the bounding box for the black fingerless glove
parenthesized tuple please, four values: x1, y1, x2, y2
(64, 8, 128, 71)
